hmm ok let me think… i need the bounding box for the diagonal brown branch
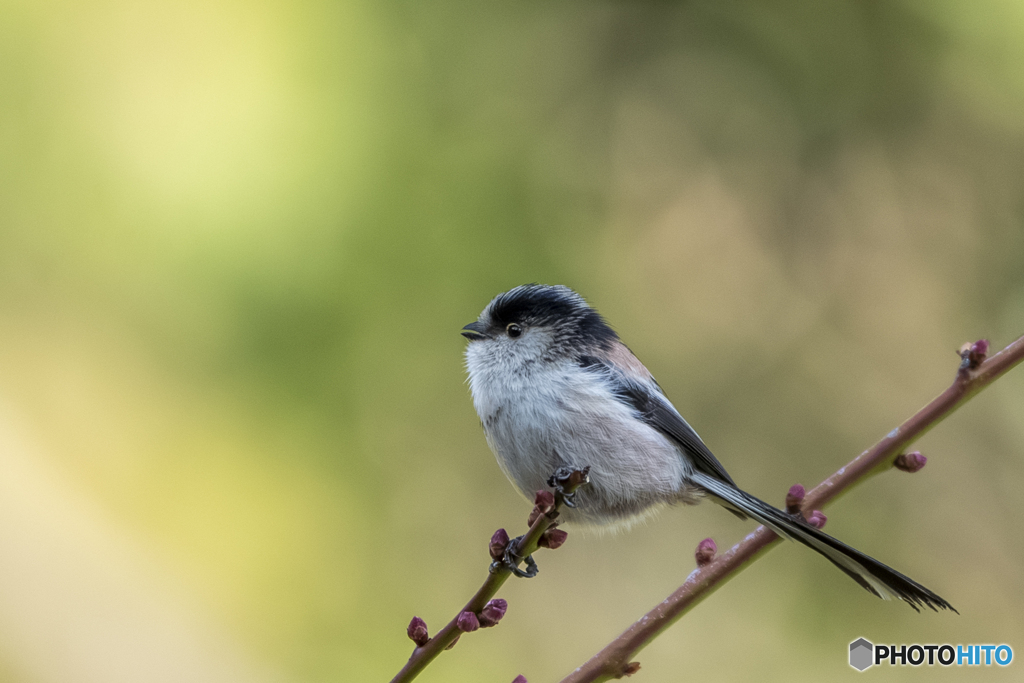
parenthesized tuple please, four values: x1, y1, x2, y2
(561, 335, 1024, 683)
(391, 469, 589, 683)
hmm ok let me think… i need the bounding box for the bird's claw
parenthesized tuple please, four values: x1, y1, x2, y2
(489, 535, 539, 578)
(547, 466, 590, 508)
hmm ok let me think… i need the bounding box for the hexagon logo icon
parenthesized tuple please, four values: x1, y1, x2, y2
(850, 638, 874, 671)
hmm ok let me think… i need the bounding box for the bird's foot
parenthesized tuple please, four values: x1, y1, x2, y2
(547, 466, 591, 508)
(489, 535, 539, 578)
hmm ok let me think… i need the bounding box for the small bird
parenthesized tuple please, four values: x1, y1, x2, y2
(462, 284, 953, 611)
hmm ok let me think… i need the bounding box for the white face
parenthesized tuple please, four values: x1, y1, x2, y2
(463, 308, 572, 433)
(464, 313, 557, 377)
(462, 285, 596, 407)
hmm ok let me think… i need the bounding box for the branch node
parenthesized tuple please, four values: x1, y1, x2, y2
(406, 616, 429, 647)
(478, 599, 508, 627)
(806, 510, 827, 529)
(959, 339, 989, 372)
(539, 527, 569, 550)
(528, 490, 556, 525)
(694, 538, 717, 567)
(489, 528, 511, 559)
(622, 661, 641, 676)
(456, 611, 480, 633)
(894, 451, 927, 473)
(785, 484, 805, 514)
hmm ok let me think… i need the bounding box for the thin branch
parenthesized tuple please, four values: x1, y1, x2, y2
(561, 336, 1024, 683)
(391, 468, 589, 683)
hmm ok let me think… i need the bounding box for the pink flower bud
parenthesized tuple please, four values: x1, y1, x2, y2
(538, 528, 568, 550)
(478, 598, 508, 627)
(695, 538, 717, 567)
(528, 490, 556, 525)
(894, 451, 927, 473)
(407, 616, 429, 647)
(456, 610, 480, 633)
(785, 484, 805, 514)
(489, 528, 510, 559)
(512, 676, 528, 683)
(807, 510, 827, 529)
(959, 339, 990, 370)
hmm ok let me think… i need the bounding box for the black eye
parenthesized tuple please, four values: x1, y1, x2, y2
(506, 323, 523, 338)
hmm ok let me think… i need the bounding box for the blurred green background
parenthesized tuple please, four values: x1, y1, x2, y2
(1, 1, 1023, 681)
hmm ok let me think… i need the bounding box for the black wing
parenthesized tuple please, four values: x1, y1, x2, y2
(578, 355, 737, 487)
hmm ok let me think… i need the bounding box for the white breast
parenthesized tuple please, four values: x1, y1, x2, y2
(466, 347, 697, 527)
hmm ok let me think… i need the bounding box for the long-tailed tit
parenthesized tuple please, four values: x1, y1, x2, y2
(462, 284, 953, 611)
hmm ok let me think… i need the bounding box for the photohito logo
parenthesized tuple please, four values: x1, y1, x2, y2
(849, 638, 1013, 671)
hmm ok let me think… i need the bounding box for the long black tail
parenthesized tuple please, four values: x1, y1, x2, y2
(691, 472, 956, 613)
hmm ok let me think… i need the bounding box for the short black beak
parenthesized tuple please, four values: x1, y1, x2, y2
(461, 321, 490, 341)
